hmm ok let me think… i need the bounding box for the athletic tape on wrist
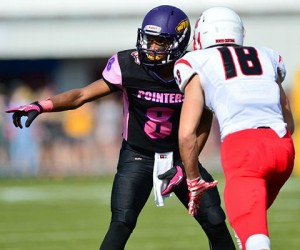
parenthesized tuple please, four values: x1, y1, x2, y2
(38, 98, 54, 112)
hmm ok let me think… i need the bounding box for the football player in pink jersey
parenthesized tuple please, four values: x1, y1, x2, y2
(174, 6, 295, 250)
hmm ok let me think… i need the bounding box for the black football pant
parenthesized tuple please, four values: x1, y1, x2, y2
(99, 141, 235, 250)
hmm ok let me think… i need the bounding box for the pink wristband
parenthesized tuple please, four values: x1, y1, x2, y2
(38, 99, 54, 112)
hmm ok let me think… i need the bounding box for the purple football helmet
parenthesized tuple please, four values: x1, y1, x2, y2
(136, 5, 191, 67)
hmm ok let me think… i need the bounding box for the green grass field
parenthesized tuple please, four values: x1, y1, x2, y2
(0, 174, 299, 250)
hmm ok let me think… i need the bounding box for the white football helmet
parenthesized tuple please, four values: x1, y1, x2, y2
(193, 7, 245, 50)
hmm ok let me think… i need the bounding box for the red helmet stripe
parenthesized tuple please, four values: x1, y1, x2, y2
(193, 32, 202, 50)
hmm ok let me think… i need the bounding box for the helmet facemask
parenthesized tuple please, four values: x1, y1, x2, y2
(137, 29, 185, 67)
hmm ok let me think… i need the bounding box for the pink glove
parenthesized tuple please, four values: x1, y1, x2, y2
(6, 101, 44, 128)
(187, 177, 218, 216)
(158, 166, 184, 196)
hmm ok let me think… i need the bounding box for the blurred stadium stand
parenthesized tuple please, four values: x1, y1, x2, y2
(0, 0, 299, 177)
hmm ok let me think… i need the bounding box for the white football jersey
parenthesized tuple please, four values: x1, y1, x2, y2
(174, 46, 287, 140)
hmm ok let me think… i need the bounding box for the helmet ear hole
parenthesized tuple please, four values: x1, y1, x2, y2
(193, 7, 244, 50)
(136, 5, 191, 67)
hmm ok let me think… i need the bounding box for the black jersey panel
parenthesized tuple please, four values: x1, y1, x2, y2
(117, 49, 184, 152)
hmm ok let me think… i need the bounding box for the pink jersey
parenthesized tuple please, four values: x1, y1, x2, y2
(174, 46, 287, 140)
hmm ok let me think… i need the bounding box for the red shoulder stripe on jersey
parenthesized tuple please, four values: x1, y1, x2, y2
(175, 59, 192, 68)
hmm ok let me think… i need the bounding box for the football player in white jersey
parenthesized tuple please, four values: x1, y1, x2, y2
(174, 7, 295, 250)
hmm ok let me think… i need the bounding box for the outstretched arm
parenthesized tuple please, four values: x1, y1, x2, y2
(6, 79, 112, 128)
(48, 79, 111, 111)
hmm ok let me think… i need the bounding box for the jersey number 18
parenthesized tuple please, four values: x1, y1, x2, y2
(218, 46, 263, 79)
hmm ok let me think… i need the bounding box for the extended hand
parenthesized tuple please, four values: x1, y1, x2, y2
(5, 102, 43, 128)
(158, 165, 185, 196)
(187, 177, 218, 216)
